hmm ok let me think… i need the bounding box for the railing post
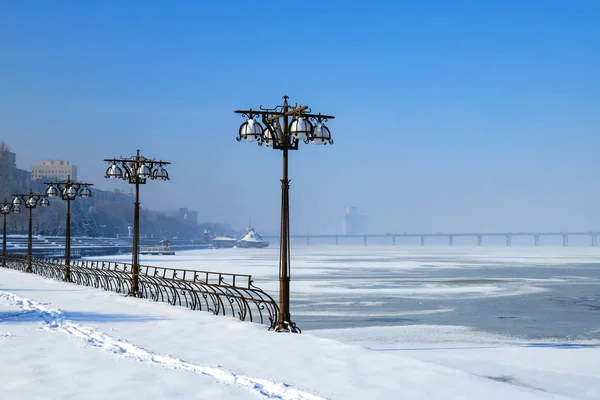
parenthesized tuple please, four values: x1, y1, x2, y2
(26, 207, 33, 273)
(64, 198, 71, 282)
(2, 213, 7, 268)
(131, 178, 140, 296)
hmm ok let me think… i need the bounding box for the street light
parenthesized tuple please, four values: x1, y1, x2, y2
(1, 199, 15, 268)
(11, 190, 50, 273)
(44, 176, 93, 281)
(103, 150, 170, 296)
(235, 95, 335, 333)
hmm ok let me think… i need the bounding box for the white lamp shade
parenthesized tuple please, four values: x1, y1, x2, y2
(263, 127, 274, 147)
(106, 164, 123, 178)
(290, 117, 311, 140)
(79, 188, 92, 198)
(64, 186, 77, 199)
(46, 186, 60, 197)
(240, 118, 263, 142)
(274, 124, 284, 143)
(312, 123, 331, 145)
(137, 165, 151, 177)
(152, 167, 169, 180)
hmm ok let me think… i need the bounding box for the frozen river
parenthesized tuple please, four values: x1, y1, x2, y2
(98, 245, 600, 341)
(292, 258, 600, 339)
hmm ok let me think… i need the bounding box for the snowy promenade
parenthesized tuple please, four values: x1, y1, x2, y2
(1, 247, 599, 399)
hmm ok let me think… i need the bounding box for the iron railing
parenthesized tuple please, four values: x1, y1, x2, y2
(2, 255, 278, 328)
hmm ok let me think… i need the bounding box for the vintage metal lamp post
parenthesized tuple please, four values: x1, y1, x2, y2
(44, 177, 93, 281)
(103, 150, 170, 296)
(1, 199, 15, 267)
(11, 190, 50, 272)
(235, 95, 334, 332)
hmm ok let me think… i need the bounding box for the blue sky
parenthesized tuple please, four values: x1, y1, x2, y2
(1, 0, 599, 234)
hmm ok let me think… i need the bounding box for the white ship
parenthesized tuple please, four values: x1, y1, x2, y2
(211, 235, 238, 248)
(238, 225, 269, 248)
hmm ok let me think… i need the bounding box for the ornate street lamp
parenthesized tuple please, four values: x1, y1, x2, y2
(44, 176, 93, 281)
(235, 95, 334, 333)
(1, 199, 14, 268)
(103, 150, 170, 296)
(11, 190, 50, 273)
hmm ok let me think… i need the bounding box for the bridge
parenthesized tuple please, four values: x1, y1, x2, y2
(262, 231, 600, 247)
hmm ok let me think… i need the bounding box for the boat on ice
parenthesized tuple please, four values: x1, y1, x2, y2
(211, 235, 238, 249)
(210, 225, 269, 249)
(238, 224, 269, 248)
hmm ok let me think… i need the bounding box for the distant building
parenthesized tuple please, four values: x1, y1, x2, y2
(11, 167, 31, 190)
(4, 151, 16, 168)
(5, 151, 31, 190)
(178, 207, 198, 224)
(343, 206, 368, 235)
(91, 188, 134, 206)
(31, 160, 77, 181)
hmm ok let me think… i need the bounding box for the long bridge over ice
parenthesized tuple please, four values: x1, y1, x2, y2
(262, 231, 600, 247)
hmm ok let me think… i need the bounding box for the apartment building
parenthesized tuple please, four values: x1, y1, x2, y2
(31, 160, 77, 181)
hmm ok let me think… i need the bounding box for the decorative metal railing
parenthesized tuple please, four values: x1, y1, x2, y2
(2, 255, 279, 328)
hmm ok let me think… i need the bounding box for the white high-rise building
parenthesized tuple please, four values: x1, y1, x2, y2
(343, 206, 368, 235)
(31, 160, 77, 181)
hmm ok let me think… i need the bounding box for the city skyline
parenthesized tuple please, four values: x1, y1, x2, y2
(2, 143, 600, 241)
(1, 1, 599, 234)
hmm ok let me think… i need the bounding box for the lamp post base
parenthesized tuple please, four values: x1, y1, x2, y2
(129, 270, 140, 297)
(271, 320, 301, 333)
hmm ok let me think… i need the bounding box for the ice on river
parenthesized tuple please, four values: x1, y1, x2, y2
(1, 245, 599, 399)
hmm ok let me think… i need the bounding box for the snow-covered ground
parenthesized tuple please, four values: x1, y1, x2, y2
(1, 246, 599, 399)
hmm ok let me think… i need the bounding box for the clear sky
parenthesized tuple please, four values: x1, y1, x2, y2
(1, 0, 598, 234)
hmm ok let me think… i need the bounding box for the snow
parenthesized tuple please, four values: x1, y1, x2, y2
(1, 246, 599, 399)
(314, 326, 600, 399)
